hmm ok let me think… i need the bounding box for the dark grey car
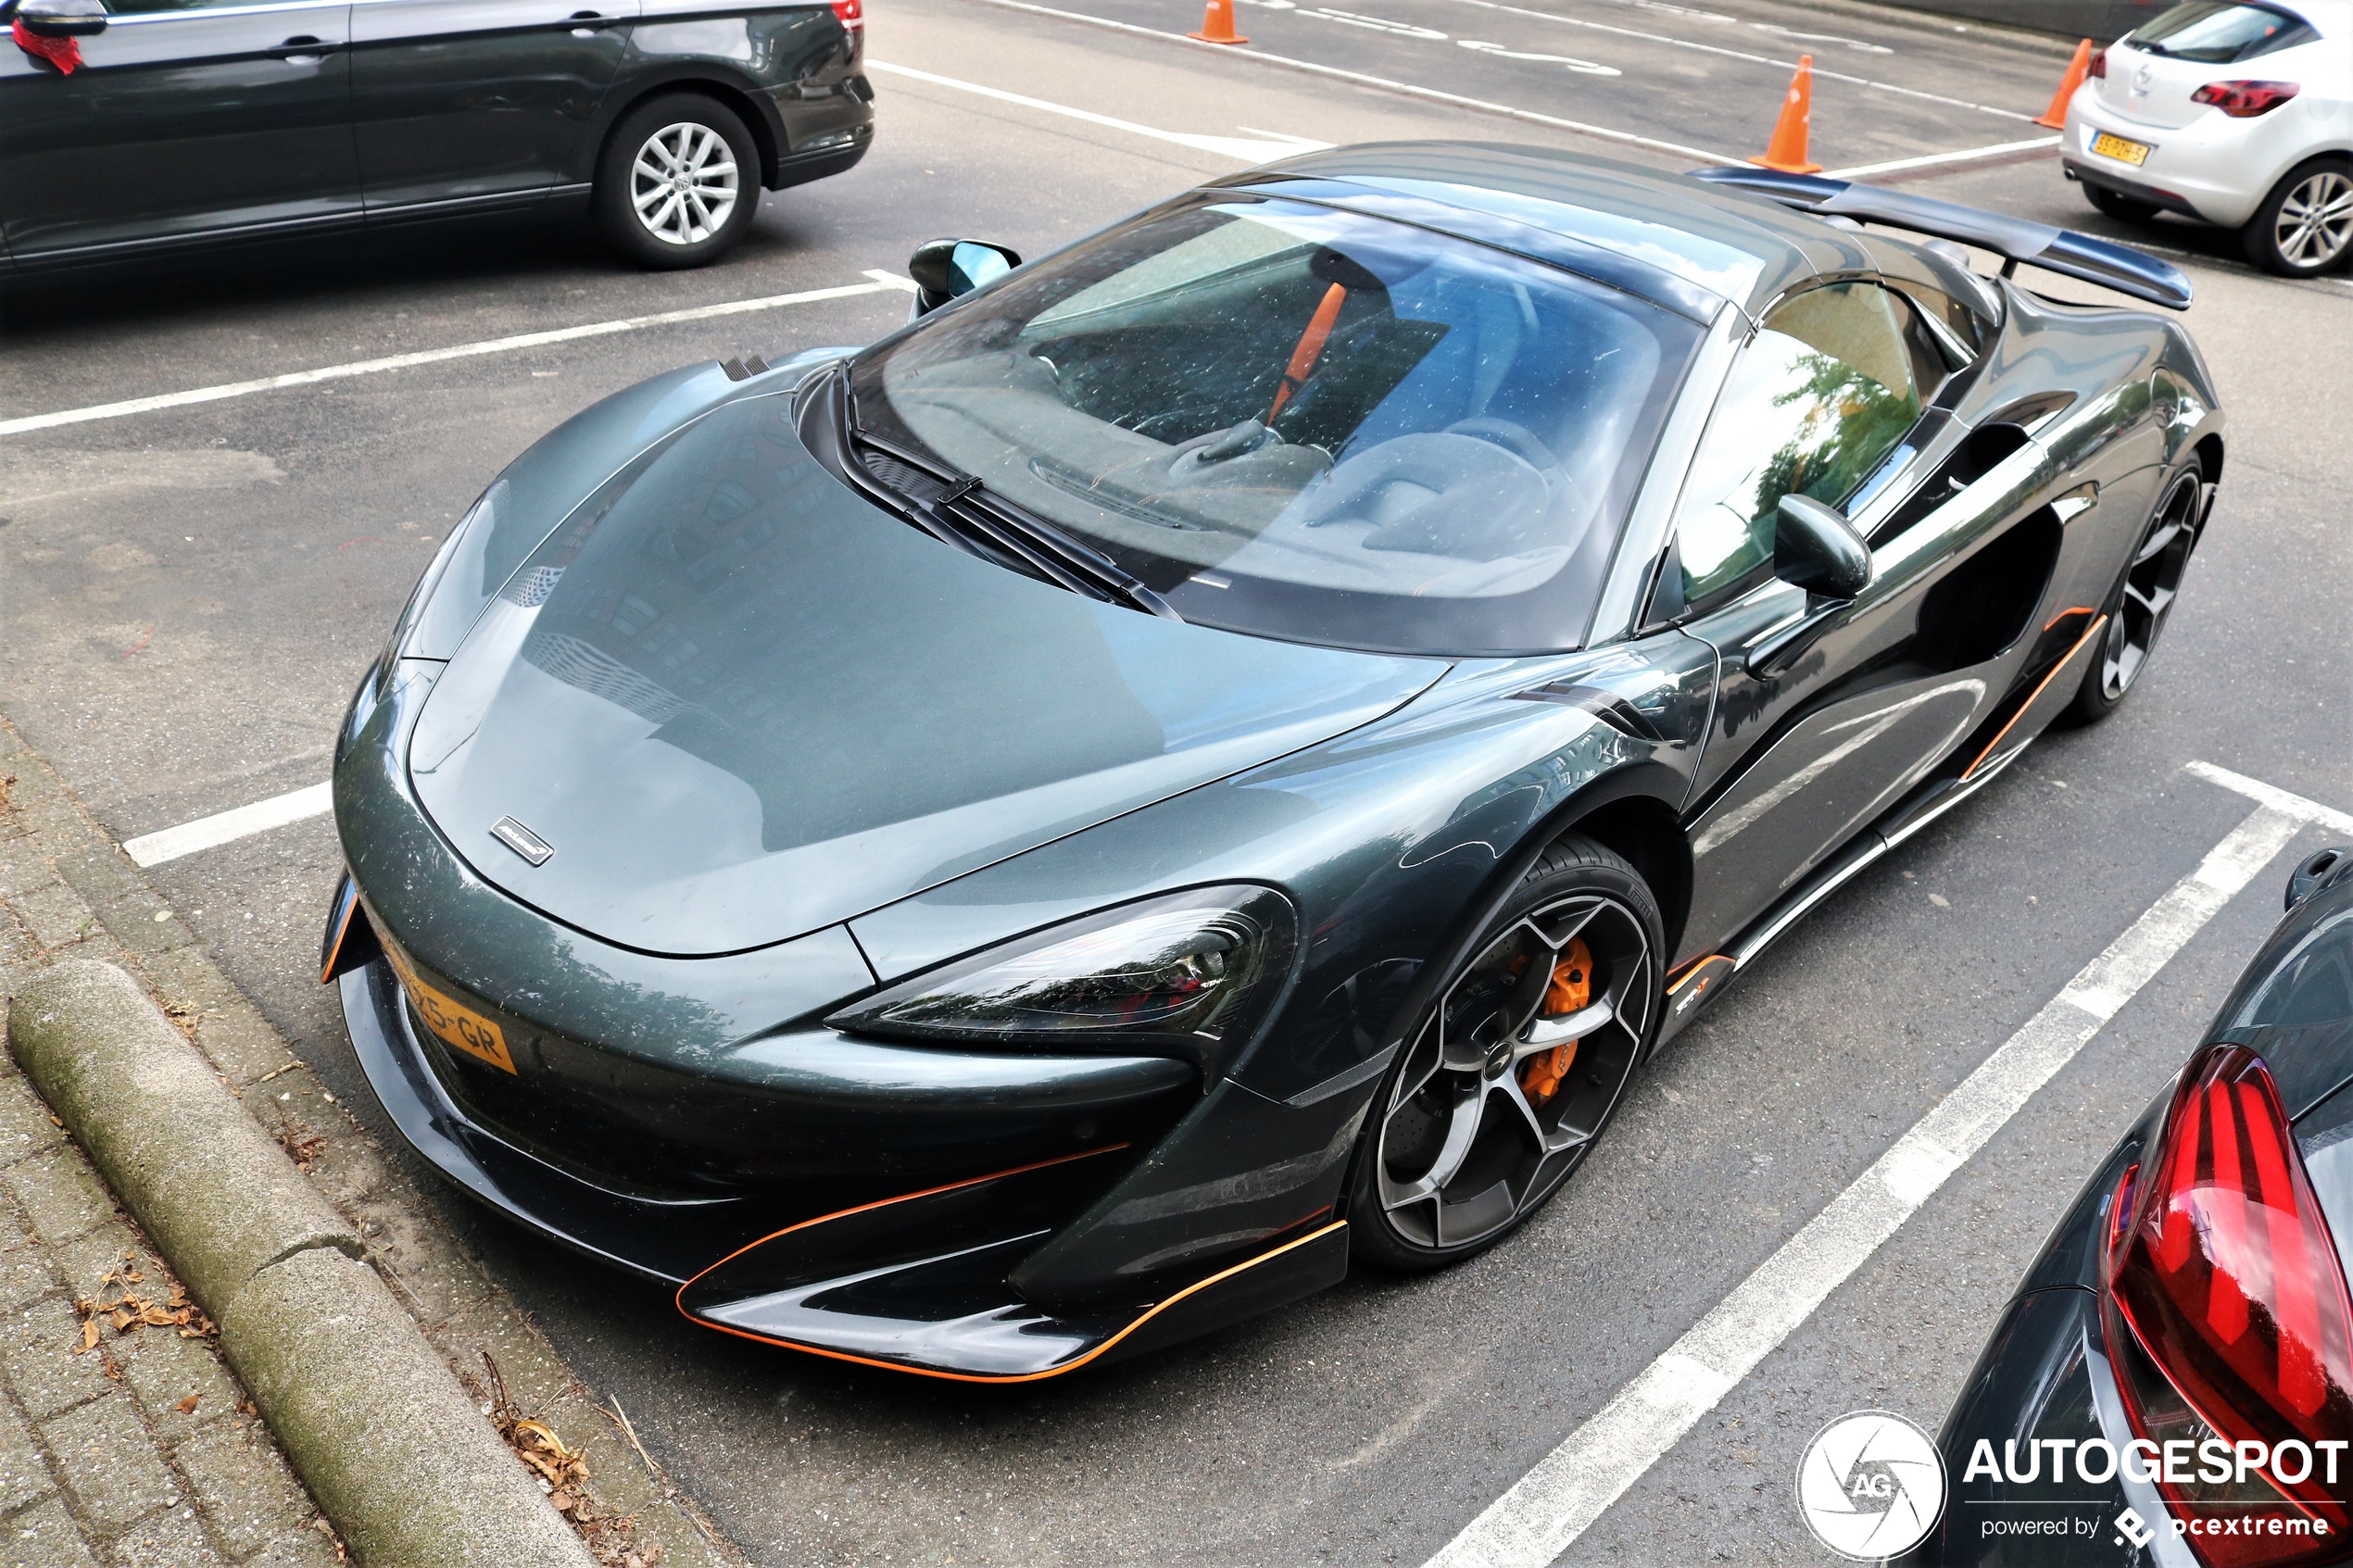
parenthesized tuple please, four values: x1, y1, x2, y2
(0, 0, 874, 271)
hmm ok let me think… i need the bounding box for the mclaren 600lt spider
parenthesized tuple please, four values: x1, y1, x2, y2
(324, 143, 2223, 1381)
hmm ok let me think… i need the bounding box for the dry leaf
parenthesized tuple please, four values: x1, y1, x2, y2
(75, 1320, 99, 1354)
(109, 1307, 133, 1332)
(176, 1393, 201, 1415)
(237, 1398, 258, 1417)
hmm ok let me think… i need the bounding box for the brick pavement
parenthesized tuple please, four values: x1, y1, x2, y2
(0, 1058, 340, 1568)
(0, 720, 731, 1568)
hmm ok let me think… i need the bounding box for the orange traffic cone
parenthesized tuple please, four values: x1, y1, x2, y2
(1749, 55, 1823, 175)
(2033, 39, 2095, 129)
(1189, 0, 1248, 44)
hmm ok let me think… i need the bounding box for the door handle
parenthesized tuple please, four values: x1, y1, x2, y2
(568, 9, 617, 32)
(270, 34, 337, 60)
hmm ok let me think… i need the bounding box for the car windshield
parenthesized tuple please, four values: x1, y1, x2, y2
(847, 194, 1702, 656)
(2126, 2, 2315, 61)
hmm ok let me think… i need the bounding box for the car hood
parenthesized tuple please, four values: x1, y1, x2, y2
(406, 392, 1444, 957)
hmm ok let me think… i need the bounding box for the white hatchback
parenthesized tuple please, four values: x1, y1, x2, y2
(2064, 0, 2353, 275)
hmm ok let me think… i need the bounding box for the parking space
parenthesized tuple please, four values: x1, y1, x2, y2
(4, 0, 2349, 1562)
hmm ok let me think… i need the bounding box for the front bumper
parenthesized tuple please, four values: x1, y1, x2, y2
(340, 950, 1348, 1378)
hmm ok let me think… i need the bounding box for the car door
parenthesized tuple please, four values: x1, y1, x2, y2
(346, 0, 640, 213)
(1667, 279, 2054, 963)
(0, 0, 360, 262)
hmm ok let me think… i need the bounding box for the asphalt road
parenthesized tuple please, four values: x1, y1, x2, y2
(4, 1, 2349, 1563)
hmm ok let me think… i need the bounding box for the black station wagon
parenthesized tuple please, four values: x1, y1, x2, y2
(0, 0, 875, 271)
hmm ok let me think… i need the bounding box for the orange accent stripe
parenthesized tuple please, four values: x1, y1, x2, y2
(1667, 956, 1729, 994)
(680, 1209, 1349, 1385)
(1267, 283, 1346, 420)
(320, 895, 357, 985)
(678, 1143, 1130, 1296)
(1962, 613, 2108, 781)
(2041, 605, 2098, 632)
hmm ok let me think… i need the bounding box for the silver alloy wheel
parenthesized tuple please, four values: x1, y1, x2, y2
(630, 121, 740, 247)
(2097, 471, 2200, 702)
(1376, 892, 1654, 1249)
(2273, 169, 2353, 270)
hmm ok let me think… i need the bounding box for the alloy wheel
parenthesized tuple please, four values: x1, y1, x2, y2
(2272, 169, 2353, 271)
(2097, 471, 2200, 703)
(630, 122, 740, 247)
(1376, 893, 1654, 1249)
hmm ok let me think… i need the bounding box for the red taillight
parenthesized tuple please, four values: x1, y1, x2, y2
(2089, 47, 2108, 80)
(2193, 80, 2301, 117)
(2104, 1045, 2353, 1564)
(830, 0, 863, 30)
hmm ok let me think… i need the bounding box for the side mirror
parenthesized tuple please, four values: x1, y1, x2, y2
(907, 238, 1021, 317)
(17, 0, 107, 37)
(2288, 847, 2347, 910)
(1772, 494, 1872, 600)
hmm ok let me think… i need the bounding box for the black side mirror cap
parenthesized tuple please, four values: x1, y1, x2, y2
(907, 239, 1022, 317)
(1772, 494, 1872, 599)
(16, 0, 107, 37)
(2288, 847, 2347, 910)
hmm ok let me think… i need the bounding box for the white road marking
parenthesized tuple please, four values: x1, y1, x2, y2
(2187, 759, 2353, 838)
(123, 782, 335, 869)
(868, 59, 1337, 161)
(1826, 134, 2060, 179)
(0, 280, 903, 438)
(948, 0, 1743, 163)
(1449, 0, 2040, 121)
(1423, 773, 2332, 1568)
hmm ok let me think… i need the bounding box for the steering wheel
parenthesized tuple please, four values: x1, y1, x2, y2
(1447, 417, 1557, 472)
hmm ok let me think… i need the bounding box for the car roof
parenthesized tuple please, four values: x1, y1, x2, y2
(1209, 141, 1879, 319)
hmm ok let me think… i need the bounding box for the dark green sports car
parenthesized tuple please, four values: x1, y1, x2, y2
(323, 143, 2222, 1380)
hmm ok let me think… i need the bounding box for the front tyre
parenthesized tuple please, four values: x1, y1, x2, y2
(2063, 467, 2202, 726)
(1349, 834, 1663, 1272)
(2239, 157, 2353, 277)
(595, 94, 761, 270)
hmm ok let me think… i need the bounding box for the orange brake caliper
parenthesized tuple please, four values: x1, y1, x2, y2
(1520, 937, 1591, 1106)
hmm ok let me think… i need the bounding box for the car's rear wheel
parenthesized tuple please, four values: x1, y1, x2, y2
(1349, 834, 1663, 1271)
(2063, 468, 2203, 726)
(595, 94, 761, 270)
(2083, 182, 2159, 225)
(2239, 157, 2353, 277)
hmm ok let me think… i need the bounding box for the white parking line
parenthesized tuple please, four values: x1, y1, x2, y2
(0, 279, 904, 438)
(868, 60, 1336, 161)
(1825, 133, 2060, 179)
(946, 0, 1743, 163)
(1423, 767, 2341, 1568)
(1448, 0, 2041, 121)
(123, 782, 334, 869)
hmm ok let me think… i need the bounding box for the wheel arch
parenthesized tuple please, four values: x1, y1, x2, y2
(587, 73, 786, 189)
(1368, 759, 1692, 1064)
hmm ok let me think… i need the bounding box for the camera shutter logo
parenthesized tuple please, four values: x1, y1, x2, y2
(1795, 1410, 1947, 1560)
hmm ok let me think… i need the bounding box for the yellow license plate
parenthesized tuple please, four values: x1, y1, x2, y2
(2092, 131, 2152, 167)
(387, 948, 517, 1074)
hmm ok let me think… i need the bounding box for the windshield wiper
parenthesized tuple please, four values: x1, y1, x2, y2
(825, 375, 1181, 621)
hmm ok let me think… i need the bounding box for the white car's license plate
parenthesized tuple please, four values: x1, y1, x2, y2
(2092, 131, 2153, 167)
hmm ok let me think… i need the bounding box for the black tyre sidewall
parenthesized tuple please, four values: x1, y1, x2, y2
(2240, 156, 2353, 278)
(2061, 465, 2201, 727)
(596, 95, 761, 270)
(1346, 833, 1666, 1273)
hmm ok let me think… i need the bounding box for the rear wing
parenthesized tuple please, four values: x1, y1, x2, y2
(1687, 167, 2194, 311)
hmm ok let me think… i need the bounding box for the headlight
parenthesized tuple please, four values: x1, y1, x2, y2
(829, 886, 1296, 1081)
